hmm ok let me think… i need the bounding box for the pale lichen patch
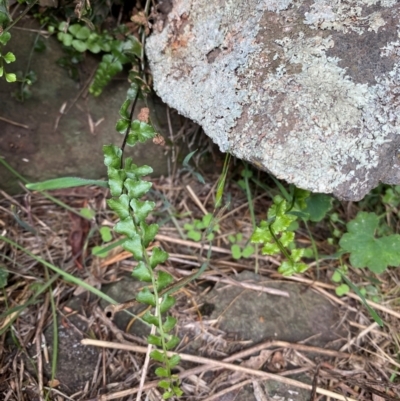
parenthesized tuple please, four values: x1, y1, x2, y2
(147, 0, 400, 200)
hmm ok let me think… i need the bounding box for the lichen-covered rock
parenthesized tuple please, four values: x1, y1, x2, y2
(146, 0, 400, 200)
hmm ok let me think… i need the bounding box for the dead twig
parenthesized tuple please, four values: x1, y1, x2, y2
(81, 339, 359, 401)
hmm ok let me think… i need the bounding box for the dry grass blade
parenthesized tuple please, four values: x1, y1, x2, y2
(82, 339, 359, 401)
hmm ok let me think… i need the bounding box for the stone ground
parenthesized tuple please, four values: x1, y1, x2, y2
(0, 19, 172, 194)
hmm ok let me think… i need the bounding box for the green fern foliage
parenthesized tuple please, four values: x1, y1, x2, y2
(104, 90, 182, 399)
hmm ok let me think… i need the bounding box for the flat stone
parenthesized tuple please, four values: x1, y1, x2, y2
(147, 0, 400, 200)
(208, 271, 345, 347)
(203, 271, 346, 401)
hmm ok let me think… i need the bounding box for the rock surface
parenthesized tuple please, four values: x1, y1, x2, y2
(0, 20, 171, 194)
(146, 0, 400, 200)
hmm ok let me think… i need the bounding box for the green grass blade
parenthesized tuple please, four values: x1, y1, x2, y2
(0, 157, 29, 183)
(269, 174, 291, 202)
(0, 157, 94, 220)
(0, 236, 118, 306)
(215, 153, 231, 209)
(26, 177, 108, 191)
(339, 270, 383, 327)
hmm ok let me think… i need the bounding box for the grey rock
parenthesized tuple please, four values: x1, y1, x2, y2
(208, 271, 346, 347)
(146, 0, 400, 200)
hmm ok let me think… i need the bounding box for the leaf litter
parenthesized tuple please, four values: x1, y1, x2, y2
(1, 163, 400, 401)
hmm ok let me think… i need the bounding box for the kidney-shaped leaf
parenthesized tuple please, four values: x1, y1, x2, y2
(339, 212, 400, 274)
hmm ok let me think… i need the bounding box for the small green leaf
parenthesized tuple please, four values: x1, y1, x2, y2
(335, 283, 350, 296)
(291, 248, 304, 262)
(58, 21, 68, 32)
(231, 244, 242, 259)
(293, 262, 308, 274)
(80, 207, 95, 219)
(103, 145, 122, 168)
(126, 82, 138, 100)
(242, 245, 255, 258)
(163, 316, 177, 332)
(271, 214, 295, 233)
(303, 193, 333, 222)
(165, 336, 180, 351)
(58, 32, 73, 46)
(206, 232, 215, 241)
(187, 230, 201, 242)
(150, 349, 166, 363)
(251, 226, 272, 244)
(5, 73, 16, 82)
(241, 169, 253, 179)
(280, 231, 295, 247)
(130, 199, 155, 222)
(3, 52, 16, 63)
(302, 247, 314, 258)
(142, 311, 159, 326)
(71, 39, 87, 52)
(107, 194, 130, 220)
(107, 167, 126, 197)
(262, 242, 280, 255)
(168, 353, 181, 367)
(114, 217, 136, 237)
(140, 222, 159, 247)
(158, 380, 171, 390)
(0, 32, 12, 46)
(127, 120, 155, 144)
(160, 294, 176, 313)
(75, 26, 91, 40)
(68, 24, 82, 37)
(150, 247, 169, 269)
(116, 118, 130, 133)
(100, 226, 112, 242)
(87, 41, 101, 53)
(132, 261, 152, 282)
(155, 367, 169, 378)
(125, 161, 153, 179)
(122, 235, 143, 260)
(331, 270, 342, 283)
(0, 66, 3, 77)
(122, 35, 142, 58)
(147, 334, 162, 346)
(136, 287, 156, 306)
(124, 178, 152, 198)
(278, 261, 296, 276)
(119, 99, 131, 119)
(184, 223, 194, 231)
(157, 271, 174, 291)
(202, 213, 213, 227)
(228, 234, 236, 243)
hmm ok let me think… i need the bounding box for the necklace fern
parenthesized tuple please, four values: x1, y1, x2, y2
(104, 85, 182, 399)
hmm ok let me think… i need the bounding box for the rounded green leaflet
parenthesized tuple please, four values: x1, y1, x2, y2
(0, 32, 11, 45)
(5, 73, 16, 82)
(3, 52, 16, 63)
(335, 284, 350, 296)
(72, 40, 87, 52)
(231, 244, 242, 259)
